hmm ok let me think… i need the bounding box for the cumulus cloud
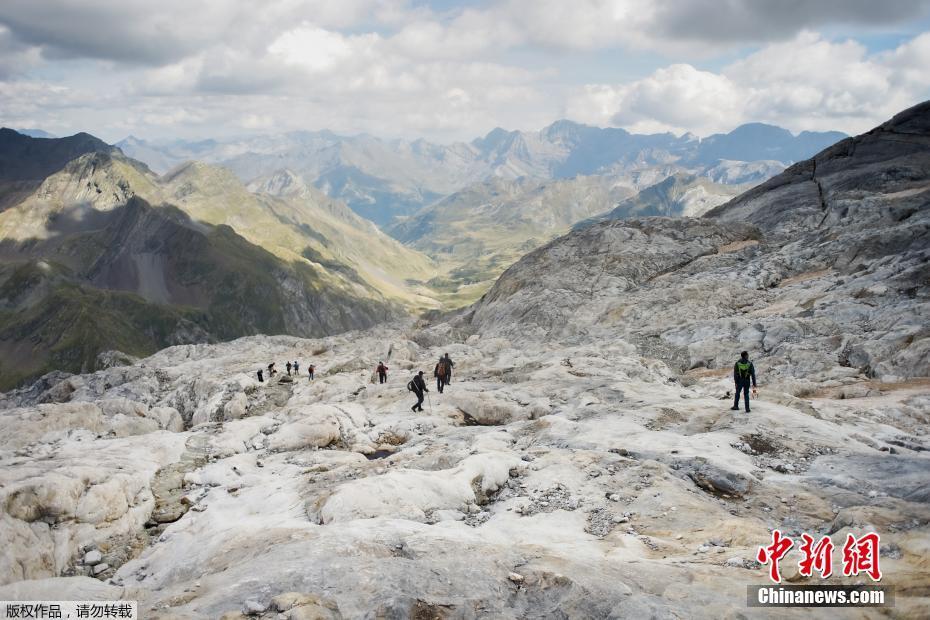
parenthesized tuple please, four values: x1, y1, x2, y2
(567, 31, 930, 136)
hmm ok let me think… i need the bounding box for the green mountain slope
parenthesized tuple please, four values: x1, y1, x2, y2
(0, 197, 396, 389)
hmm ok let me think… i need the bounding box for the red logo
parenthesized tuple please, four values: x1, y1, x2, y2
(842, 532, 882, 581)
(757, 531, 882, 583)
(798, 534, 834, 578)
(757, 529, 794, 583)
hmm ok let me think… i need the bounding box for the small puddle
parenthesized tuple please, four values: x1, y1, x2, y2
(366, 449, 395, 460)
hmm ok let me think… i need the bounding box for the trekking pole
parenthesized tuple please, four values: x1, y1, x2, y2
(427, 393, 433, 414)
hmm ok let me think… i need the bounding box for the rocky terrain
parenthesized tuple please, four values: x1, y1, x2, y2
(0, 104, 927, 617)
(577, 173, 748, 229)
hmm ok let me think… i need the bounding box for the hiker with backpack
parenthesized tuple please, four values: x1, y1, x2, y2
(294, 360, 300, 375)
(286, 361, 292, 376)
(268, 362, 276, 376)
(377, 362, 388, 384)
(443, 352, 454, 382)
(408, 371, 428, 412)
(731, 351, 757, 413)
(308, 364, 315, 380)
(434, 356, 451, 394)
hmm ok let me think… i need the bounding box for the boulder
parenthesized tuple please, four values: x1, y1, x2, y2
(687, 464, 753, 499)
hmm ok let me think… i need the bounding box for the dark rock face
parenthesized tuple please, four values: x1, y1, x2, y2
(0, 128, 115, 184)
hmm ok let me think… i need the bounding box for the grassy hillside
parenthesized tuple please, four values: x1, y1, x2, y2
(0, 197, 396, 389)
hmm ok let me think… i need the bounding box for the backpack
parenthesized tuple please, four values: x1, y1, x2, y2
(736, 360, 752, 379)
(407, 380, 415, 392)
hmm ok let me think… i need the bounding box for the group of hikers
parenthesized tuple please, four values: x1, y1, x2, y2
(255, 349, 758, 415)
(257, 360, 315, 383)
(406, 353, 454, 412)
(254, 351, 456, 413)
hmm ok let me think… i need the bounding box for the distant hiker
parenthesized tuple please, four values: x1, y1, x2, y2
(286, 361, 292, 376)
(268, 362, 277, 376)
(731, 351, 757, 413)
(443, 353, 455, 382)
(408, 371, 428, 412)
(257, 369, 264, 383)
(294, 361, 300, 375)
(377, 361, 389, 384)
(434, 356, 451, 394)
(308, 364, 315, 380)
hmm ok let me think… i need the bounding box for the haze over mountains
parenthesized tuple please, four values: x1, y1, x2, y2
(119, 121, 846, 227)
(113, 120, 846, 304)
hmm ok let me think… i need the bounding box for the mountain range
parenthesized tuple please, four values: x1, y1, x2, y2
(0, 118, 849, 388)
(118, 121, 846, 227)
(0, 135, 439, 388)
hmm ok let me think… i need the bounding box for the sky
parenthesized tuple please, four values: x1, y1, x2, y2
(1, 0, 930, 143)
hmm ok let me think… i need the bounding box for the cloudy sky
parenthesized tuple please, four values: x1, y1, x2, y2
(2, 0, 930, 143)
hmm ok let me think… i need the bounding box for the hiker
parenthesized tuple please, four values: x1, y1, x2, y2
(434, 355, 451, 394)
(308, 364, 315, 380)
(408, 371, 428, 412)
(286, 361, 292, 376)
(443, 352, 455, 382)
(731, 351, 757, 413)
(377, 361, 388, 384)
(294, 360, 300, 375)
(257, 369, 264, 383)
(268, 362, 276, 376)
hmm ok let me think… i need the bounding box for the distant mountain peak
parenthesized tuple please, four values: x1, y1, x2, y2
(248, 168, 308, 197)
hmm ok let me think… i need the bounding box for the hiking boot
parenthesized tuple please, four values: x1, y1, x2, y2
(745, 409, 751, 413)
(730, 406, 740, 411)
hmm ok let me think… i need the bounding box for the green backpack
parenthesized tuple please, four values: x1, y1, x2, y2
(736, 360, 752, 379)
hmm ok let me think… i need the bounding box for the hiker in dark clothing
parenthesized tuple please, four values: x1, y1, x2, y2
(731, 351, 757, 413)
(443, 353, 454, 382)
(308, 364, 315, 380)
(434, 356, 451, 394)
(257, 369, 264, 383)
(377, 362, 388, 384)
(268, 363, 276, 376)
(286, 361, 292, 376)
(410, 371, 428, 412)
